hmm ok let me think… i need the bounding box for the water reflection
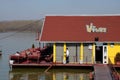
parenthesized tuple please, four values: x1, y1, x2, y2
(9, 68, 90, 80)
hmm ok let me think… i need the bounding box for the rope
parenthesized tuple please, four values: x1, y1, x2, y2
(44, 64, 52, 73)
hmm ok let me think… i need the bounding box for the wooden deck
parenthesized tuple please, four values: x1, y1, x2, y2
(94, 64, 113, 80)
(11, 62, 93, 68)
(10, 62, 120, 79)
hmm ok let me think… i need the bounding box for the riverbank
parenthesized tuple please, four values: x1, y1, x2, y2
(0, 20, 43, 32)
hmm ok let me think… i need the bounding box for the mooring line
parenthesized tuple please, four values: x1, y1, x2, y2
(44, 64, 52, 73)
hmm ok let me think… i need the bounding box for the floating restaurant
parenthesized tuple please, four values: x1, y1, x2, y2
(9, 15, 120, 79)
(9, 15, 120, 67)
(40, 15, 120, 65)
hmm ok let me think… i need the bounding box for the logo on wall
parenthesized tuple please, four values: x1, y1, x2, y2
(86, 23, 107, 33)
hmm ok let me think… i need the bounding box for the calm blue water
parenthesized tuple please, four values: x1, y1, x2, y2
(0, 32, 90, 80)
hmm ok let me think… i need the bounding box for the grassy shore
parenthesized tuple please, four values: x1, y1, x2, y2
(0, 20, 43, 32)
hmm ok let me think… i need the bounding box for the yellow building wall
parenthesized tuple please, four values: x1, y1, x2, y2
(108, 43, 120, 64)
(92, 43, 95, 64)
(80, 43, 83, 63)
(53, 43, 56, 63)
(63, 43, 66, 62)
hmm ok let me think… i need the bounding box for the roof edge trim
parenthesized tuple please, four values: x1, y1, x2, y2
(45, 14, 120, 16)
(40, 41, 120, 43)
(39, 17, 46, 41)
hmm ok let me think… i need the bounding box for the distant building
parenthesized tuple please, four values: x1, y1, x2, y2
(39, 15, 120, 64)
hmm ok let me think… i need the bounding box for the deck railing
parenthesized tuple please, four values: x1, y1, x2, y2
(56, 56, 93, 64)
(10, 56, 94, 64)
(108, 64, 120, 80)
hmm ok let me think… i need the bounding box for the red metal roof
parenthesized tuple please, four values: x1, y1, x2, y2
(40, 15, 120, 42)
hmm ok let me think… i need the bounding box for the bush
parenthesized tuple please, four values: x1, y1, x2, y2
(115, 52, 120, 63)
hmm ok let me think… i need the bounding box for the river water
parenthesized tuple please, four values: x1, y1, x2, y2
(0, 32, 91, 80)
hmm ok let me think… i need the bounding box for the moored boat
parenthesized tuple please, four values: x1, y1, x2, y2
(9, 46, 53, 65)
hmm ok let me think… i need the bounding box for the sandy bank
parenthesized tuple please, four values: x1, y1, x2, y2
(0, 20, 43, 32)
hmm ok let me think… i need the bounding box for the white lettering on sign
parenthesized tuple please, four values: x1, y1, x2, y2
(86, 23, 107, 33)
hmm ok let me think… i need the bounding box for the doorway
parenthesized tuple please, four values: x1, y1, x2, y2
(95, 46, 103, 63)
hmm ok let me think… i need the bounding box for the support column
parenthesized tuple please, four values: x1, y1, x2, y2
(53, 43, 56, 63)
(92, 43, 95, 64)
(80, 43, 83, 64)
(63, 43, 66, 63)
